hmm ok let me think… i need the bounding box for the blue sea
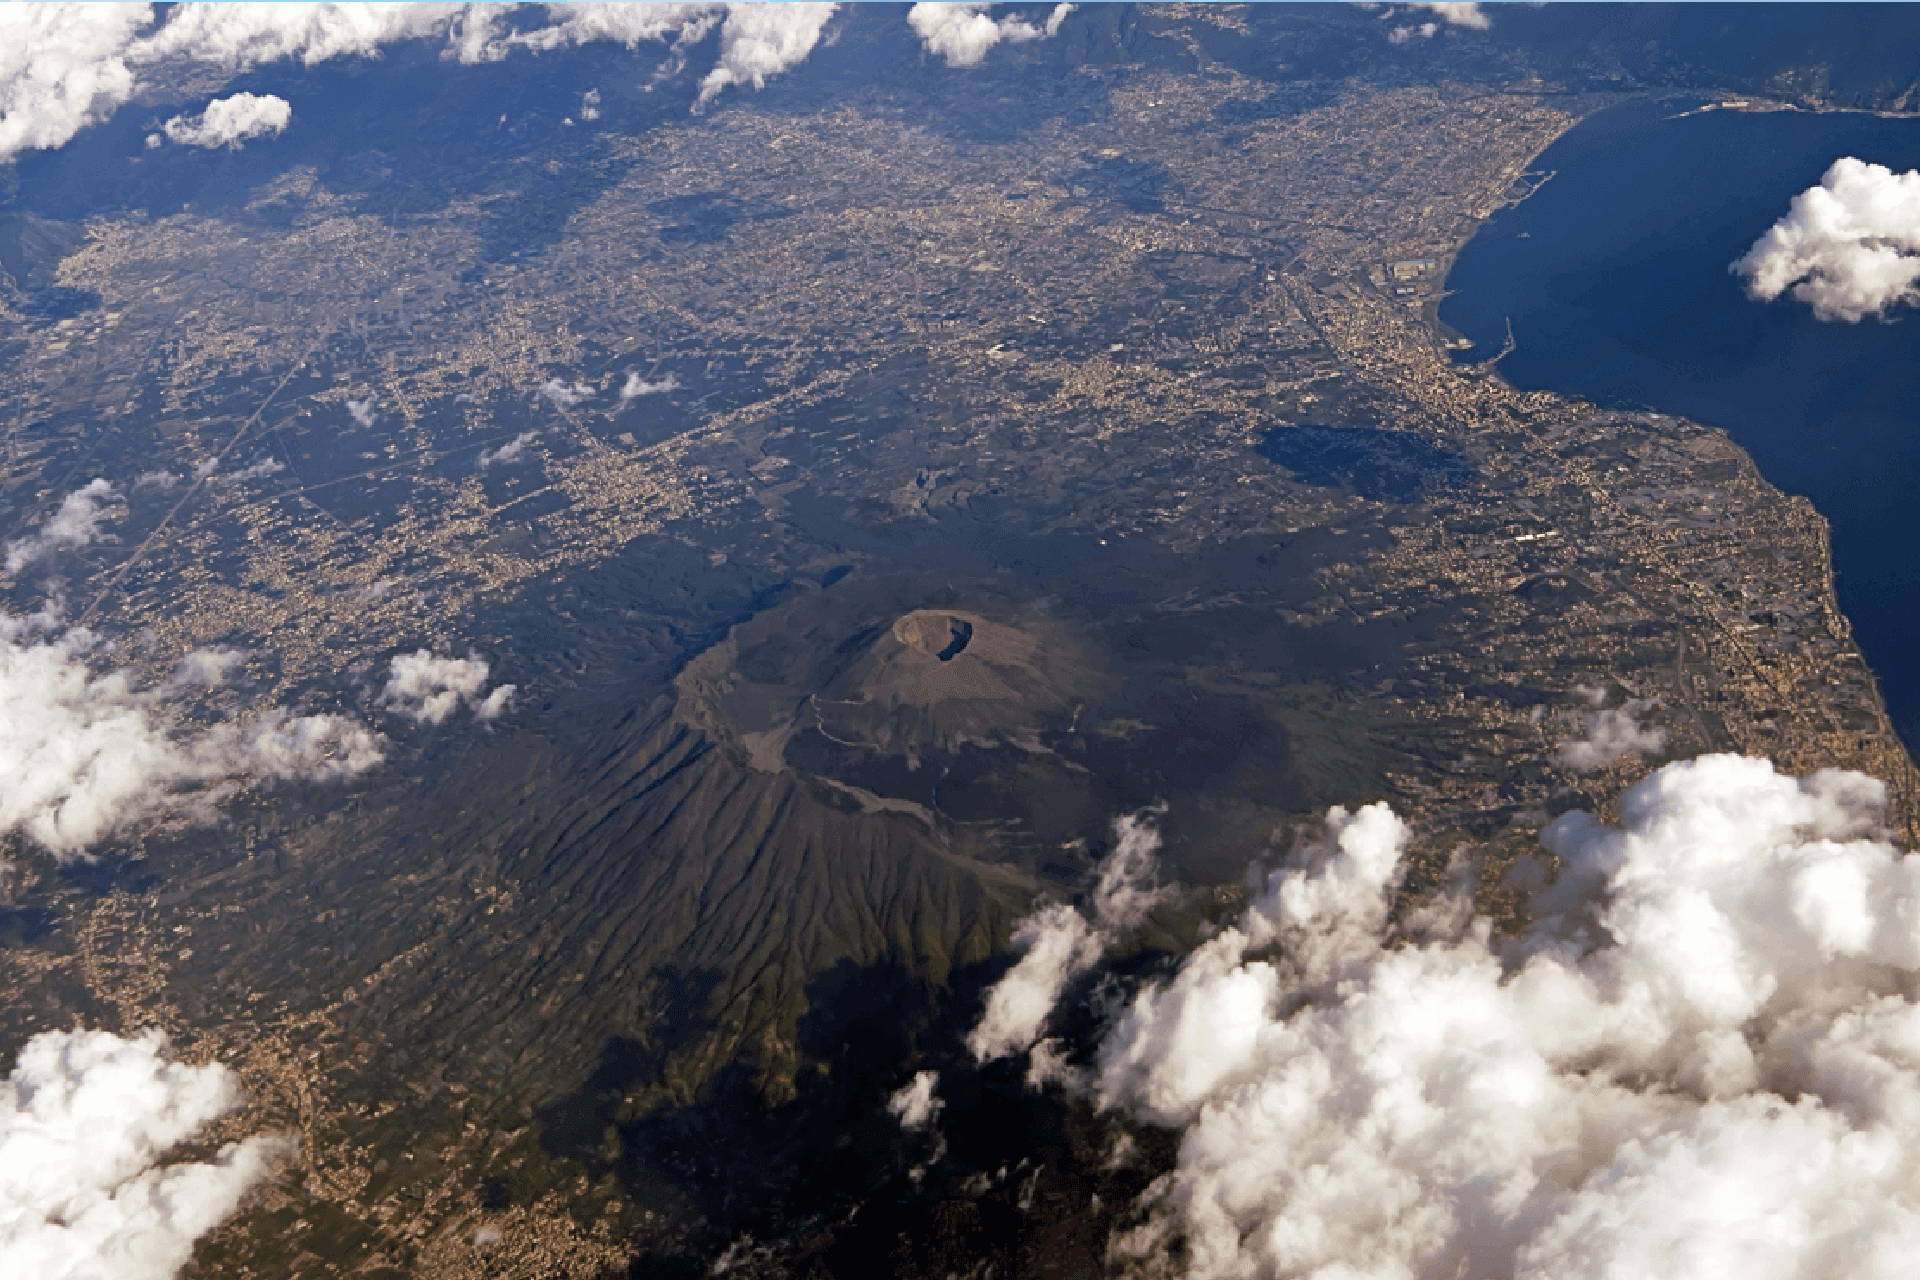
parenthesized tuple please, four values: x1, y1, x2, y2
(1439, 99, 1920, 747)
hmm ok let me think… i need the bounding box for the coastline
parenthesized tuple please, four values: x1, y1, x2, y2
(1421, 92, 1920, 840)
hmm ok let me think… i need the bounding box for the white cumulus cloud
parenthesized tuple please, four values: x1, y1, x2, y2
(478, 430, 540, 469)
(131, 2, 467, 70)
(445, 3, 836, 107)
(381, 649, 513, 725)
(620, 371, 680, 401)
(887, 1070, 943, 1131)
(967, 901, 1103, 1063)
(207, 457, 286, 488)
(907, 3, 1074, 68)
(0, 1026, 291, 1280)
(169, 647, 245, 686)
(972, 753, 1920, 1280)
(155, 90, 290, 149)
(1559, 686, 1667, 771)
(967, 812, 1167, 1062)
(0, 610, 382, 859)
(1408, 1, 1488, 29)
(0, 3, 472, 165)
(1734, 156, 1920, 323)
(6, 479, 122, 576)
(537, 377, 593, 409)
(2, 3, 846, 162)
(447, 2, 720, 64)
(0, 3, 149, 165)
(697, 2, 838, 104)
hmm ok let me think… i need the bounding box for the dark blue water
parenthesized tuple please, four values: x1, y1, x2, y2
(1440, 99, 1920, 747)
